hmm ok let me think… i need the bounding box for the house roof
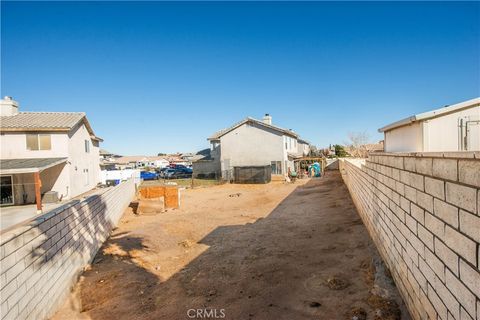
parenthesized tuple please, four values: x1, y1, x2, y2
(0, 112, 103, 141)
(115, 155, 171, 164)
(0, 157, 67, 174)
(208, 117, 299, 140)
(298, 138, 310, 145)
(378, 97, 480, 133)
(100, 149, 112, 155)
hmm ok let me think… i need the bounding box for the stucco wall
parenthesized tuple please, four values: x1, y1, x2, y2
(219, 122, 285, 169)
(0, 123, 101, 200)
(68, 123, 101, 198)
(0, 179, 135, 320)
(0, 132, 69, 159)
(385, 122, 423, 152)
(423, 106, 480, 152)
(10, 163, 70, 205)
(384, 105, 480, 153)
(339, 153, 479, 320)
(192, 160, 221, 178)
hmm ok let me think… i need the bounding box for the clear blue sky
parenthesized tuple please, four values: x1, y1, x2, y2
(2, 1, 479, 155)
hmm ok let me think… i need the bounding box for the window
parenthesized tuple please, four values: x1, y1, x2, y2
(271, 161, 282, 174)
(26, 134, 51, 150)
(1, 176, 14, 205)
(85, 140, 90, 153)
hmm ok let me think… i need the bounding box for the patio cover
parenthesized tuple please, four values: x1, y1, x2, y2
(0, 158, 67, 174)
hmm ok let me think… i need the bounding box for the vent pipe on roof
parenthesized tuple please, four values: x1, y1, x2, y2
(263, 113, 272, 125)
(0, 96, 19, 116)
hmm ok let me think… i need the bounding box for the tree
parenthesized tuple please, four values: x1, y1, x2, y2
(334, 144, 349, 157)
(157, 153, 167, 156)
(345, 131, 371, 158)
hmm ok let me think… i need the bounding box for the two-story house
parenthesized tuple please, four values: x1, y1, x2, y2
(194, 114, 310, 179)
(0, 96, 102, 210)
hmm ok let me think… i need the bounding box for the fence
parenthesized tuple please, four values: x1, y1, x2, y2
(339, 153, 479, 320)
(233, 166, 271, 184)
(0, 179, 136, 320)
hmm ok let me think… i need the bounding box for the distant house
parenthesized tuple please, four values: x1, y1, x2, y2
(0, 96, 102, 208)
(114, 155, 170, 169)
(297, 138, 311, 157)
(194, 114, 310, 179)
(99, 149, 121, 170)
(379, 97, 480, 152)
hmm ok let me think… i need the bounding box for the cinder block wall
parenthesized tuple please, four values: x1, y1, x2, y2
(0, 179, 136, 320)
(339, 153, 480, 320)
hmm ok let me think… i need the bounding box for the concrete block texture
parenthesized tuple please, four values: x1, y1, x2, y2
(433, 158, 458, 181)
(340, 156, 480, 320)
(0, 179, 135, 320)
(446, 182, 477, 214)
(458, 160, 480, 188)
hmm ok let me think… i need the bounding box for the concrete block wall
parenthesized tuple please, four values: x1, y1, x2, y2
(0, 179, 136, 320)
(339, 153, 480, 320)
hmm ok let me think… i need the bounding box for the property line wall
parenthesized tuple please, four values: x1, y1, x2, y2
(0, 179, 136, 320)
(340, 153, 479, 320)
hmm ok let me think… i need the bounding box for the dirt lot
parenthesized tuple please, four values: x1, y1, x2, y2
(54, 171, 410, 320)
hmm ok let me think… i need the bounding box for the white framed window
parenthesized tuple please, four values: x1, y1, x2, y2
(26, 134, 51, 150)
(271, 161, 282, 174)
(85, 140, 90, 153)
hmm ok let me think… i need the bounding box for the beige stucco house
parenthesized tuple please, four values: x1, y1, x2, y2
(193, 114, 311, 179)
(0, 96, 102, 208)
(379, 97, 480, 152)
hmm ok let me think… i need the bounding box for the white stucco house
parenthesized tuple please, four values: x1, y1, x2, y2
(379, 97, 480, 152)
(114, 156, 170, 169)
(193, 114, 310, 179)
(0, 96, 102, 208)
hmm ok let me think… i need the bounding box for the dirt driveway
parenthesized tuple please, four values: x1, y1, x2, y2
(54, 171, 409, 320)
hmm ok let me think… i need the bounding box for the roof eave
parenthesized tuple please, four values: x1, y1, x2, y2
(0, 128, 71, 133)
(378, 97, 480, 133)
(0, 158, 67, 174)
(378, 116, 416, 133)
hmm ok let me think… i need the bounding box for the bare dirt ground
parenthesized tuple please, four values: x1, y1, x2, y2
(54, 171, 410, 320)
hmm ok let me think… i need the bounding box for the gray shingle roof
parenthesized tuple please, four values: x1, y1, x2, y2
(0, 112, 85, 130)
(0, 157, 67, 173)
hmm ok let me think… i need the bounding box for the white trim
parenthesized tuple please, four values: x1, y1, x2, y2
(378, 97, 480, 132)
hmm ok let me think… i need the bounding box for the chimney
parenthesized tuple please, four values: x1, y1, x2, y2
(0, 96, 19, 116)
(262, 113, 272, 125)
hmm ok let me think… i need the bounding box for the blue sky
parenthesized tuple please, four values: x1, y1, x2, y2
(2, 1, 479, 155)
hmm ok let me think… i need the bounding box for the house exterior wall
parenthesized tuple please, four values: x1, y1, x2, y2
(192, 161, 221, 178)
(384, 122, 423, 152)
(297, 142, 310, 156)
(423, 106, 480, 152)
(219, 122, 287, 172)
(0, 122, 100, 201)
(0, 132, 69, 159)
(384, 105, 480, 152)
(67, 123, 100, 198)
(340, 153, 480, 320)
(9, 164, 70, 205)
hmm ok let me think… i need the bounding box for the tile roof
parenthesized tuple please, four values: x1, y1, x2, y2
(0, 112, 85, 130)
(208, 117, 299, 140)
(0, 112, 102, 141)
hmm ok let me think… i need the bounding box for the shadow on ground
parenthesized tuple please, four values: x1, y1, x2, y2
(58, 171, 409, 320)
